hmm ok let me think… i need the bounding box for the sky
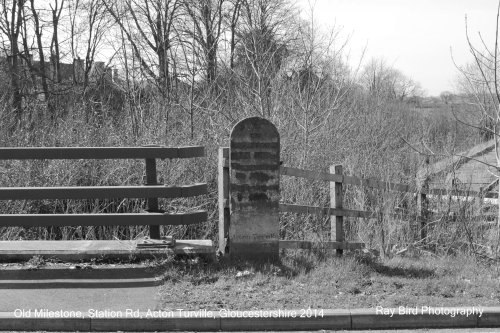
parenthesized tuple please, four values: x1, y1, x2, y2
(298, 0, 499, 96)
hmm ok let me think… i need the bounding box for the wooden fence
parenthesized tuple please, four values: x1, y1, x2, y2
(0, 145, 208, 239)
(218, 147, 497, 255)
(218, 147, 366, 255)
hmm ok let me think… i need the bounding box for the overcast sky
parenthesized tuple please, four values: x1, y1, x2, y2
(298, 0, 499, 96)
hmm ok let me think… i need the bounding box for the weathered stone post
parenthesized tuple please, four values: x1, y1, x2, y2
(229, 117, 280, 259)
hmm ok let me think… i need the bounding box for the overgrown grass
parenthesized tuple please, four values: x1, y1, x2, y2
(156, 251, 500, 310)
(0, 91, 495, 260)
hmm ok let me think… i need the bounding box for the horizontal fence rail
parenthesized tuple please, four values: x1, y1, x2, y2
(0, 146, 204, 160)
(0, 211, 207, 227)
(281, 166, 414, 193)
(0, 184, 207, 200)
(281, 166, 498, 199)
(426, 188, 497, 198)
(279, 203, 417, 220)
(279, 240, 365, 250)
(279, 203, 370, 218)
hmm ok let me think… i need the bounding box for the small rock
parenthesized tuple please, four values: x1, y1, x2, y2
(188, 258, 199, 265)
(236, 270, 254, 278)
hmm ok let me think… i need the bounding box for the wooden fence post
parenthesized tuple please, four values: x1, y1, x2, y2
(218, 147, 230, 254)
(145, 157, 160, 239)
(330, 164, 344, 256)
(417, 177, 429, 244)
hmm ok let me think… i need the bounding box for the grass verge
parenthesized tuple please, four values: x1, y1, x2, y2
(156, 251, 500, 310)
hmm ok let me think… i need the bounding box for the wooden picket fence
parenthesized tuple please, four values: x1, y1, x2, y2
(218, 147, 497, 256)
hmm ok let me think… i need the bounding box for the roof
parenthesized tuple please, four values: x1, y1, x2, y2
(418, 139, 499, 192)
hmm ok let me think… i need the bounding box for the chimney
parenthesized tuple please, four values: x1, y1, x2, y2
(91, 61, 105, 81)
(21, 53, 33, 66)
(73, 58, 84, 84)
(105, 67, 112, 82)
(49, 54, 57, 80)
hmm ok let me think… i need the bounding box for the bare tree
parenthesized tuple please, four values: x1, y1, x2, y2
(183, 0, 225, 85)
(233, 0, 295, 117)
(361, 57, 422, 102)
(437, 1, 500, 254)
(49, 0, 64, 83)
(227, 0, 241, 70)
(67, 0, 78, 59)
(284, 8, 352, 166)
(29, 0, 50, 108)
(0, 0, 25, 123)
(104, 0, 182, 99)
(81, 0, 108, 90)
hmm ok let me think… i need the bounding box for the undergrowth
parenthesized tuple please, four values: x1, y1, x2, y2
(0, 90, 496, 260)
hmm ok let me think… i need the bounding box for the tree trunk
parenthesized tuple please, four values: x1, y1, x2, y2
(10, 52, 22, 123)
(8, 0, 24, 127)
(203, 2, 217, 85)
(30, 0, 51, 117)
(157, 44, 170, 97)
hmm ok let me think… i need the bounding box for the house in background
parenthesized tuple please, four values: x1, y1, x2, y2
(418, 139, 499, 195)
(0, 50, 118, 89)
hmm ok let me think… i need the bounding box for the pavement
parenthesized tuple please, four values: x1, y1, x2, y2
(0, 265, 162, 312)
